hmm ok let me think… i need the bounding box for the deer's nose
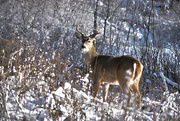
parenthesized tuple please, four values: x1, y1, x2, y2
(81, 45, 86, 49)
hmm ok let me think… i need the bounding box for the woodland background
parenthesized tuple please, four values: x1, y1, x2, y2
(0, 0, 180, 120)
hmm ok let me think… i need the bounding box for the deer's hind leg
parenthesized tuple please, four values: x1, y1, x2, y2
(131, 84, 141, 108)
(117, 73, 132, 107)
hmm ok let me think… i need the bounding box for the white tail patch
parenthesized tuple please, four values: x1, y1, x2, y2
(134, 63, 143, 82)
(133, 63, 136, 79)
(128, 63, 136, 86)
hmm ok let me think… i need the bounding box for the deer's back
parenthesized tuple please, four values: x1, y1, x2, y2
(90, 55, 142, 83)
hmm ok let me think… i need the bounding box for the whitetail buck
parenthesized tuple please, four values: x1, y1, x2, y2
(75, 26, 143, 108)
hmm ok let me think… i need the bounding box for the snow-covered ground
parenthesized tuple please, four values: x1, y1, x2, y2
(1, 71, 179, 121)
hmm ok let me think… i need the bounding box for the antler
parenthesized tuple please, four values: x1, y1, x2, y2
(76, 25, 84, 35)
(75, 24, 99, 39)
(75, 24, 84, 39)
(89, 29, 99, 39)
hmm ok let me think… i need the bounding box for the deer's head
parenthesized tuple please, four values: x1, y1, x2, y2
(75, 25, 99, 54)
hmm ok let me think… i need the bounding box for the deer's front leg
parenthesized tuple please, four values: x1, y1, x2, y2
(92, 78, 101, 99)
(103, 83, 110, 102)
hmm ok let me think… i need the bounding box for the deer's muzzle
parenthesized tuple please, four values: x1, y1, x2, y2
(81, 45, 86, 49)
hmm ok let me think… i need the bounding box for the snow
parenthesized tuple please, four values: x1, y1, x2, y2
(3, 58, 178, 120)
(0, 0, 179, 120)
(64, 82, 71, 90)
(3, 75, 179, 120)
(98, 1, 104, 6)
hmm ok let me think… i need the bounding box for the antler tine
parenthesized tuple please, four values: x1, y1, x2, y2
(94, 29, 99, 34)
(76, 24, 84, 35)
(76, 24, 80, 33)
(90, 29, 100, 38)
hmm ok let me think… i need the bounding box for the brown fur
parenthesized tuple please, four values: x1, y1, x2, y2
(75, 29, 143, 108)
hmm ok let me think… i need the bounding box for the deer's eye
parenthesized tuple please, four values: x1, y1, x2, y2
(88, 40, 91, 43)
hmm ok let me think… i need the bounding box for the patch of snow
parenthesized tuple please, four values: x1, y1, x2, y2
(64, 82, 71, 90)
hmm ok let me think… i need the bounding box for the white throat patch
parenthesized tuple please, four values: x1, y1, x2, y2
(81, 48, 89, 54)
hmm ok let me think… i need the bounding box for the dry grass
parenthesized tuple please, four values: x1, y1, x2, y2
(0, 37, 179, 120)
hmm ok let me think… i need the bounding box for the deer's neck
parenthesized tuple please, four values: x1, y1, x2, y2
(83, 46, 98, 70)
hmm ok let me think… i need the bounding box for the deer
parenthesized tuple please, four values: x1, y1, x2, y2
(75, 26, 143, 108)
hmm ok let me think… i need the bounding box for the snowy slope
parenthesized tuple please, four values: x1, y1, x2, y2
(3, 80, 179, 121)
